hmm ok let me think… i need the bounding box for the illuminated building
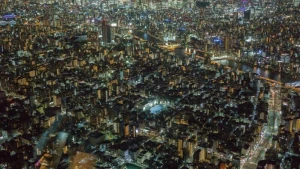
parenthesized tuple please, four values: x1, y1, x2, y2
(187, 139, 195, 157)
(285, 118, 293, 133)
(224, 36, 230, 54)
(124, 123, 130, 137)
(294, 118, 300, 131)
(132, 126, 137, 137)
(36, 153, 52, 169)
(199, 148, 207, 162)
(177, 138, 183, 158)
(271, 136, 279, 149)
(101, 20, 112, 45)
(113, 119, 123, 134)
(70, 152, 97, 169)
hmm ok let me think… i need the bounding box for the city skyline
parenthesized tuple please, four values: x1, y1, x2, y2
(1, 0, 300, 169)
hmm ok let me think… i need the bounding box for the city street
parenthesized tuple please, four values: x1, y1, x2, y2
(241, 86, 281, 169)
(241, 132, 272, 169)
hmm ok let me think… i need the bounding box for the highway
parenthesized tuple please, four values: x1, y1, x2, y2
(51, 132, 68, 169)
(34, 115, 65, 159)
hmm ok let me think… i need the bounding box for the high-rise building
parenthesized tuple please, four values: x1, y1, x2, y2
(285, 118, 293, 133)
(244, 10, 251, 20)
(199, 148, 207, 161)
(113, 119, 121, 134)
(224, 36, 230, 53)
(132, 126, 137, 137)
(293, 118, 300, 131)
(124, 123, 130, 137)
(187, 139, 195, 157)
(177, 139, 183, 157)
(102, 20, 112, 45)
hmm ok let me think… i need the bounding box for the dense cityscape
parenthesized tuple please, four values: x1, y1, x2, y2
(1, 0, 300, 169)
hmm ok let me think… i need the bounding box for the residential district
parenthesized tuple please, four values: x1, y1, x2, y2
(1, 0, 300, 169)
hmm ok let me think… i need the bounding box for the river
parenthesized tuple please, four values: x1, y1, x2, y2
(133, 31, 298, 84)
(215, 60, 297, 83)
(134, 30, 162, 43)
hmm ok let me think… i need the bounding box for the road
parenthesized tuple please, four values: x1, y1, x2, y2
(241, 131, 272, 169)
(241, 86, 282, 169)
(34, 115, 65, 158)
(51, 132, 68, 169)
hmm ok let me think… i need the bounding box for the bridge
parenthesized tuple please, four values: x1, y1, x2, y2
(158, 43, 180, 50)
(259, 77, 300, 93)
(286, 81, 300, 88)
(210, 55, 232, 60)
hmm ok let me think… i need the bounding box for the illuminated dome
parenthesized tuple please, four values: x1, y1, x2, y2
(150, 104, 166, 114)
(142, 98, 171, 114)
